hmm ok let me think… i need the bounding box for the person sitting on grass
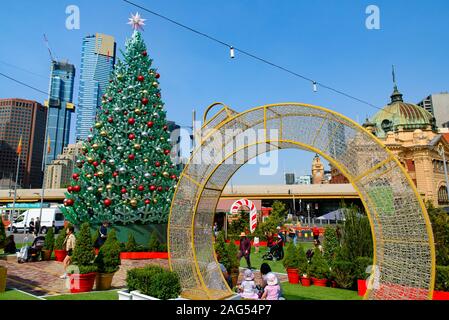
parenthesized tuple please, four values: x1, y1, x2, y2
(261, 272, 281, 300)
(259, 263, 283, 298)
(239, 269, 259, 300)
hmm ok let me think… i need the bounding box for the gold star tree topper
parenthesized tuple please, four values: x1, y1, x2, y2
(127, 12, 146, 31)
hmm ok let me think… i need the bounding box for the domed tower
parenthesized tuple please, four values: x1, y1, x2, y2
(312, 154, 324, 184)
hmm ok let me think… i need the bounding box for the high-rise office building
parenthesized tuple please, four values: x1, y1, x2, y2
(0, 98, 47, 188)
(76, 33, 116, 141)
(44, 142, 82, 189)
(285, 173, 295, 185)
(417, 93, 449, 128)
(45, 60, 75, 164)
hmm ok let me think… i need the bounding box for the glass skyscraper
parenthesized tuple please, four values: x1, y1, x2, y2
(45, 60, 75, 164)
(76, 33, 116, 141)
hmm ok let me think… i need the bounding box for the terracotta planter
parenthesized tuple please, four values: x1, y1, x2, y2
(54, 250, 67, 262)
(120, 252, 168, 260)
(230, 268, 239, 288)
(357, 279, 367, 296)
(69, 272, 97, 293)
(0, 266, 6, 293)
(96, 272, 115, 291)
(42, 249, 52, 261)
(433, 291, 449, 300)
(286, 268, 300, 284)
(312, 278, 328, 287)
(300, 276, 311, 287)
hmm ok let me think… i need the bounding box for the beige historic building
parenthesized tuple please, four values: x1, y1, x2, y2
(362, 83, 449, 206)
(44, 142, 82, 189)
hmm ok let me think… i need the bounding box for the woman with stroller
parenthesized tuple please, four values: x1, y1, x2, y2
(60, 226, 76, 279)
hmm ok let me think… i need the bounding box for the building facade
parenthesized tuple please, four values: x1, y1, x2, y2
(417, 93, 449, 128)
(76, 33, 116, 141)
(44, 142, 82, 189)
(0, 99, 47, 188)
(45, 60, 75, 165)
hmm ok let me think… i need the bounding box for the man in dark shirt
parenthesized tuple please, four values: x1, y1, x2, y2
(238, 232, 252, 269)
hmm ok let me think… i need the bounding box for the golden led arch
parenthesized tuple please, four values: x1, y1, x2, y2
(168, 102, 435, 300)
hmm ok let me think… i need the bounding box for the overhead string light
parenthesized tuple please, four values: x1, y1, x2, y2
(230, 46, 235, 59)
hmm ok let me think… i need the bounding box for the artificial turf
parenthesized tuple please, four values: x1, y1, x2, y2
(0, 289, 41, 300)
(281, 282, 362, 300)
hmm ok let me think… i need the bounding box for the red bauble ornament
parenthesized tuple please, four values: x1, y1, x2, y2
(101, 159, 107, 164)
(165, 187, 169, 191)
(121, 188, 127, 194)
(93, 161, 99, 167)
(155, 73, 160, 79)
(128, 154, 135, 161)
(144, 199, 151, 205)
(104, 199, 112, 207)
(155, 161, 161, 167)
(128, 118, 135, 125)
(163, 125, 168, 131)
(156, 93, 161, 98)
(137, 75, 144, 82)
(149, 185, 156, 191)
(138, 185, 145, 192)
(65, 199, 74, 206)
(147, 121, 154, 128)
(94, 173, 98, 177)
(108, 97, 113, 102)
(142, 51, 147, 56)
(128, 133, 135, 140)
(73, 185, 81, 193)
(157, 186, 163, 192)
(108, 117, 114, 123)
(164, 149, 170, 155)
(113, 171, 119, 177)
(118, 89, 122, 93)
(67, 186, 73, 193)
(152, 172, 157, 177)
(170, 174, 177, 180)
(109, 79, 113, 83)
(124, 111, 128, 115)
(72, 173, 79, 180)
(141, 98, 149, 105)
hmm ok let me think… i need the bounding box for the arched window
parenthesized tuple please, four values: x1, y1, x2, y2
(438, 185, 449, 205)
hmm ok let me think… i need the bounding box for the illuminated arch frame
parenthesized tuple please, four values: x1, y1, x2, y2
(168, 102, 435, 300)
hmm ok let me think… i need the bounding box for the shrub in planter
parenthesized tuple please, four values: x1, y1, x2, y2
(283, 243, 300, 284)
(353, 256, 373, 295)
(308, 248, 330, 286)
(126, 265, 181, 300)
(435, 265, 449, 292)
(148, 231, 165, 252)
(331, 260, 353, 289)
(125, 233, 138, 252)
(323, 226, 339, 267)
(42, 227, 55, 261)
(68, 222, 97, 293)
(95, 229, 121, 290)
(227, 241, 240, 288)
(54, 227, 67, 262)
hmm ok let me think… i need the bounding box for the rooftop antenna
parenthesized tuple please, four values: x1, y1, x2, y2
(43, 34, 56, 62)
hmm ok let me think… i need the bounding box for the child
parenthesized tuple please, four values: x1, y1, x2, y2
(254, 236, 260, 254)
(261, 272, 281, 300)
(239, 269, 259, 300)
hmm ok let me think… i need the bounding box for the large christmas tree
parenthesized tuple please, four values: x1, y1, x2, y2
(61, 16, 178, 225)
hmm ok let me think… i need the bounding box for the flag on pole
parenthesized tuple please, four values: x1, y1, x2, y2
(47, 135, 51, 154)
(16, 135, 22, 155)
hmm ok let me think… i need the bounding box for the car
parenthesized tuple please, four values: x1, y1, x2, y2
(10, 208, 65, 234)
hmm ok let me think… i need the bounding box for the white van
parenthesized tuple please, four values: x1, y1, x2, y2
(11, 208, 65, 234)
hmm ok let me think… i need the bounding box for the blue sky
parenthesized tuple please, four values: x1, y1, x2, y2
(0, 0, 448, 184)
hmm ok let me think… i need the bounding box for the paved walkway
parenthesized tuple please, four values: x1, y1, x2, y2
(0, 258, 168, 297)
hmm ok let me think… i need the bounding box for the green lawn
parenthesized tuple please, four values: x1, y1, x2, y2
(240, 241, 314, 273)
(0, 289, 41, 300)
(281, 282, 362, 300)
(44, 290, 119, 300)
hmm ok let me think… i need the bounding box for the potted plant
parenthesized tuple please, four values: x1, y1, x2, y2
(433, 266, 449, 300)
(353, 256, 372, 296)
(283, 243, 300, 284)
(54, 227, 67, 262)
(296, 243, 310, 286)
(95, 229, 121, 290)
(308, 248, 330, 287)
(331, 259, 353, 289)
(227, 241, 240, 288)
(42, 227, 55, 261)
(0, 265, 6, 293)
(124, 265, 182, 300)
(68, 222, 97, 293)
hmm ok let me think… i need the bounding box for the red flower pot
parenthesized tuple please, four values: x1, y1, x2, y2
(54, 250, 67, 262)
(300, 277, 311, 287)
(358, 279, 367, 296)
(286, 268, 300, 284)
(433, 291, 449, 300)
(312, 278, 328, 287)
(69, 273, 97, 293)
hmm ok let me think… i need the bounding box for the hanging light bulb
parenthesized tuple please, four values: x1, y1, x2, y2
(313, 81, 318, 93)
(230, 46, 235, 59)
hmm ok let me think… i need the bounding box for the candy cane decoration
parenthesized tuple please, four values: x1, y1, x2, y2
(230, 198, 257, 233)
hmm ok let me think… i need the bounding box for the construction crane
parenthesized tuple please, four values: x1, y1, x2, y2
(43, 33, 56, 62)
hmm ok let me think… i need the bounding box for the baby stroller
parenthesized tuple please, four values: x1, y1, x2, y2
(262, 243, 284, 261)
(17, 236, 45, 263)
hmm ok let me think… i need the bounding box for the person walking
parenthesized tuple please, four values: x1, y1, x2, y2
(238, 232, 252, 269)
(312, 225, 320, 241)
(28, 218, 35, 235)
(60, 225, 76, 279)
(34, 217, 40, 236)
(94, 221, 109, 250)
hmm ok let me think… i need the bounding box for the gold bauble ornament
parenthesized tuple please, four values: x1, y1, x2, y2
(82, 146, 88, 152)
(162, 171, 169, 178)
(134, 108, 142, 115)
(100, 130, 107, 137)
(130, 199, 138, 207)
(97, 187, 103, 193)
(142, 90, 148, 94)
(87, 157, 94, 163)
(97, 171, 104, 177)
(152, 82, 158, 87)
(95, 122, 103, 129)
(86, 174, 92, 179)
(153, 199, 158, 204)
(143, 159, 149, 163)
(134, 143, 141, 150)
(106, 184, 113, 190)
(92, 144, 99, 150)
(160, 137, 164, 141)
(164, 161, 168, 165)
